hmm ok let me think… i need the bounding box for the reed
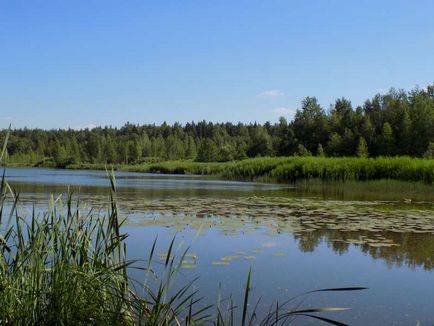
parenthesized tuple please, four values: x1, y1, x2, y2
(54, 156, 434, 183)
(224, 156, 434, 183)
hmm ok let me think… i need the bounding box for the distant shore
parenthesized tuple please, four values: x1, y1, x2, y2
(4, 156, 433, 184)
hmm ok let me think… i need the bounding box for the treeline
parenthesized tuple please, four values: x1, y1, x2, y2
(2, 85, 434, 167)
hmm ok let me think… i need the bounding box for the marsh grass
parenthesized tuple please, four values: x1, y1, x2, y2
(62, 155, 434, 183)
(224, 156, 434, 183)
(0, 179, 131, 324)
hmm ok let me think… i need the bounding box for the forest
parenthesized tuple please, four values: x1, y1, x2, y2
(2, 85, 434, 168)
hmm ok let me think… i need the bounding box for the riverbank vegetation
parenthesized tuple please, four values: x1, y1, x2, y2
(2, 86, 434, 169)
(0, 173, 365, 325)
(62, 156, 434, 184)
(224, 156, 434, 183)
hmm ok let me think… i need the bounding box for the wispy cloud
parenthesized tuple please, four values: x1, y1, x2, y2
(258, 89, 285, 97)
(72, 123, 98, 130)
(270, 107, 296, 116)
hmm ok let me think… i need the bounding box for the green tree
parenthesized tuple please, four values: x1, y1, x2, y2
(316, 144, 325, 157)
(219, 144, 236, 162)
(196, 139, 219, 162)
(151, 136, 166, 159)
(296, 144, 311, 156)
(185, 135, 197, 159)
(141, 133, 152, 157)
(293, 97, 329, 153)
(341, 128, 356, 156)
(247, 126, 273, 157)
(327, 133, 342, 156)
(330, 98, 356, 135)
(356, 137, 369, 158)
(423, 142, 434, 159)
(104, 137, 117, 164)
(127, 139, 142, 163)
(408, 87, 434, 155)
(274, 117, 296, 155)
(379, 122, 395, 156)
(166, 135, 185, 160)
(52, 141, 68, 167)
(86, 134, 102, 163)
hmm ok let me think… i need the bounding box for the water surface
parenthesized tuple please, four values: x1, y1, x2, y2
(4, 167, 434, 325)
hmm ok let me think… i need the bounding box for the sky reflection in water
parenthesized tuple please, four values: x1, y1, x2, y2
(3, 167, 434, 325)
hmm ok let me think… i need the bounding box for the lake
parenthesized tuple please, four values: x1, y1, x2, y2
(3, 167, 434, 325)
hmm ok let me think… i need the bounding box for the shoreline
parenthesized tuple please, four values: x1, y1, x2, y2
(3, 156, 433, 184)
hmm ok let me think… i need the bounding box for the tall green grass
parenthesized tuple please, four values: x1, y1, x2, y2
(52, 156, 434, 183)
(223, 156, 434, 183)
(0, 182, 130, 324)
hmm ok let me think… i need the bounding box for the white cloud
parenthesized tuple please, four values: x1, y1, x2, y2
(83, 123, 97, 129)
(72, 123, 98, 130)
(258, 89, 285, 97)
(270, 107, 296, 116)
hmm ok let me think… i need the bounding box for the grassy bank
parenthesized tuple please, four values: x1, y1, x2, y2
(224, 156, 434, 183)
(62, 156, 434, 183)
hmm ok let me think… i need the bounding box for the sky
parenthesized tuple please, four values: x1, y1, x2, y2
(0, 0, 433, 129)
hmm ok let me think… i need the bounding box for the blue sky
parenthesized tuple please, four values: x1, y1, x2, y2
(1, 0, 433, 129)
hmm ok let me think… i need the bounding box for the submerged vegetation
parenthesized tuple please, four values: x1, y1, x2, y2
(0, 173, 367, 325)
(135, 195, 434, 270)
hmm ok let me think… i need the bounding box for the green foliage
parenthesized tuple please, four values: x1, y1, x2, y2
(296, 144, 311, 157)
(424, 142, 434, 159)
(67, 155, 434, 184)
(0, 186, 130, 324)
(196, 139, 219, 162)
(327, 133, 342, 156)
(1, 85, 433, 167)
(218, 144, 236, 162)
(316, 144, 325, 157)
(293, 97, 328, 153)
(356, 137, 369, 158)
(246, 126, 273, 157)
(379, 122, 395, 155)
(223, 156, 434, 183)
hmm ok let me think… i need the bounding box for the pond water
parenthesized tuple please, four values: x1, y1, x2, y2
(3, 167, 434, 325)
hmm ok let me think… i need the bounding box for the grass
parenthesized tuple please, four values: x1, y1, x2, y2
(223, 156, 434, 183)
(0, 174, 134, 324)
(22, 155, 433, 184)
